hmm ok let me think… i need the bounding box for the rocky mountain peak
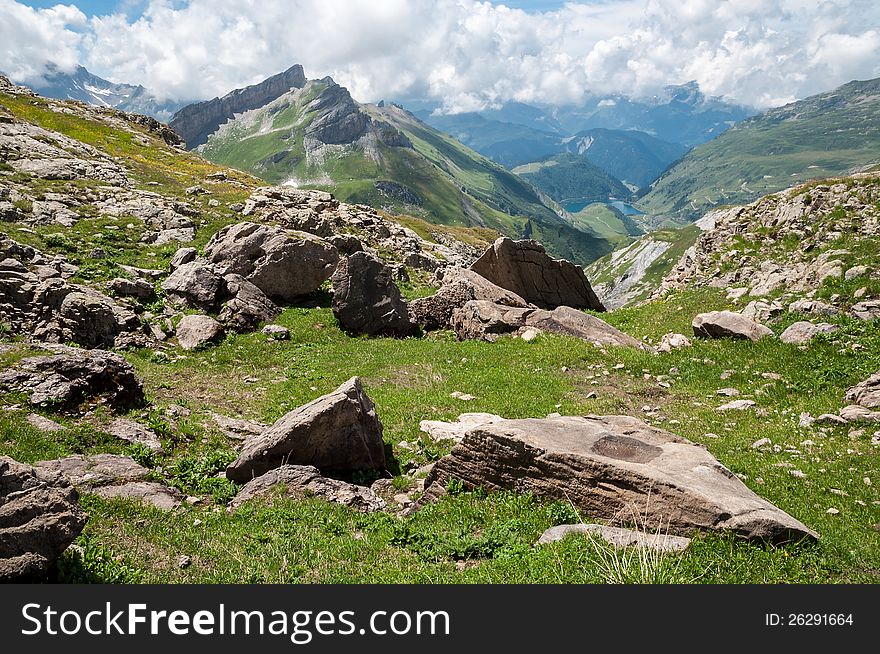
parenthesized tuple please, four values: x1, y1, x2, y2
(169, 64, 307, 148)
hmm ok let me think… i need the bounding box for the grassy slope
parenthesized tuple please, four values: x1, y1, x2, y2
(512, 154, 631, 206)
(639, 78, 880, 225)
(1, 90, 878, 585)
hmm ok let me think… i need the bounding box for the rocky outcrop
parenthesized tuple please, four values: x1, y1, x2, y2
(226, 377, 386, 483)
(416, 415, 817, 543)
(169, 65, 308, 148)
(419, 413, 505, 443)
(470, 237, 604, 311)
(107, 417, 164, 453)
(35, 454, 150, 489)
(331, 252, 417, 337)
(692, 311, 773, 342)
(93, 481, 183, 511)
(451, 300, 647, 349)
(779, 321, 838, 344)
(537, 523, 691, 552)
(203, 222, 339, 302)
(840, 370, 880, 423)
(229, 465, 386, 512)
(0, 346, 145, 411)
(0, 456, 87, 581)
(409, 267, 530, 331)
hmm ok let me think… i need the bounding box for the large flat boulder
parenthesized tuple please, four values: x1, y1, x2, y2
(204, 222, 339, 302)
(409, 267, 530, 331)
(176, 314, 225, 350)
(693, 310, 773, 342)
(470, 237, 604, 311)
(229, 465, 386, 512)
(0, 346, 145, 411)
(416, 415, 817, 543)
(35, 454, 150, 489)
(226, 377, 386, 483)
(0, 456, 87, 581)
(331, 251, 417, 337)
(452, 300, 648, 349)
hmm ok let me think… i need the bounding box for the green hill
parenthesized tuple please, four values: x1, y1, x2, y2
(638, 77, 880, 224)
(512, 153, 631, 206)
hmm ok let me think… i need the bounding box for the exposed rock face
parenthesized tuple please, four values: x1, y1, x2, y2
(108, 277, 156, 301)
(229, 465, 386, 512)
(161, 261, 226, 311)
(35, 454, 150, 489)
(409, 267, 530, 331)
(845, 371, 880, 409)
(588, 237, 674, 310)
(204, 222, 339, 302)
(0, 346, 145, 411)
(470, 237, 604, 311)
(108, 417, 164, 453)
(218, 274, 279, 331)
(0, 456, 87, 581)
(176, 314, 225, 350)
(537, 523, 691, 552)
(692, 311, 773, 342)
(451, 300, 647, 349)
(779, 321, 838, 344)
(419, 413, 505, 443)
(169, 65, 308, 148)
(226, 377, 386, 483)
(416, 415, 817, 543)
(331, 252, 417, 337)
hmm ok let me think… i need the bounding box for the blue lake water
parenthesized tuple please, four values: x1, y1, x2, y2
(564, 200, 644, 215)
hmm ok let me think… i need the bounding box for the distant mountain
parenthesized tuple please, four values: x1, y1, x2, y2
(24, 64, 183, 121)
(560, 128, 688, 189)
(183, 67, 614, 265)
(638, 77, 880, 225)
(512, 153, 631, 206)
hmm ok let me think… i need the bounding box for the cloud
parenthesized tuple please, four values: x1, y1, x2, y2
(0, 1, 86, 83)
(1, 0, 879, 109)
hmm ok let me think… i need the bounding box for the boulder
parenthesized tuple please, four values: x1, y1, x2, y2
(0, 456, 87, 581)
(226, 377, 386, 483)
(0, 347, 145, 411)
(451, 300, 647, 349)
(536, 523, 691, 552)
(108, 277, 156, 302)
(657, 332, 692, 353)
(419, 413, 505, 442)
(692, 311, 773, 342)
(218, 274, 279, 332)
(851, 300, 880, 321)
(788, 299, 839, 317)
(409, 267, 530, 331)
(209, 412, 267, 440)
(35, 454, 150, 489)
(331, 252, 417, 337)
(26, 414, 64, 432)
(107, 417, 164, 453)
(261, 324, 291, 340)
(161, 261, 225, 311)
(470, 237, 604, 311)
(93, 481, 183, 511)
(779, 321, 839, 345)
(839, 405, 880, 423)
(169, 247, 197, 271)
(203, 222, 339, 302)
(416, 415, 817, 543)
(844, 371, 880, 408)
(228, 465, 386, 512)
(176, 314, 224, 350)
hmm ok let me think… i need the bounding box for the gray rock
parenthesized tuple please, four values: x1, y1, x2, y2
(228, 465, 386, 512)
(108, 277, 156, 301)
(262, 324, 291, 340)
(169, 247, 197, 271)
(780, 321, 839, 344)
(657, 332, 692, 352)
(419, 413, 505, 442)
(26, 413, 65, 432)
(209, 412, 267, 440)
(218, 274, 279, 332)
(93, 481, 183, 511)
(844, 371, 880, 408)
(331, 252, 417, 337)
(0, 456, 87, 581)
(161, 261, 225, 311)
(409, 267, 530, 331)
(176, 314, 224, 350)
(844, 265, 870, 280)
(536, 523, 691, 552)
(470, 237, 604, 311)
(415, 415, 817, 542)
(839, 405, 880, 423)
(226, 377, 386, 483)
(851, 300, 880, 321)
(35, 454, 150, 489)
(717, 399, 756, 411)
(788, 299, 840, 317)
(451, 300, 647, 349)
(693, 311, 773, 341)
(204, 222, 338, 302)
(108, 417, 164, 453)
(0, 346, 145, 411)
